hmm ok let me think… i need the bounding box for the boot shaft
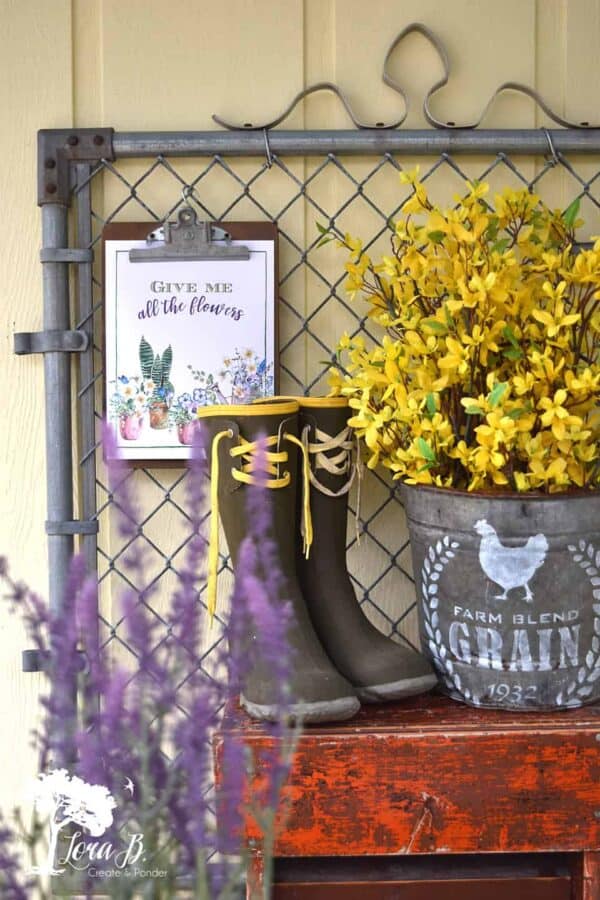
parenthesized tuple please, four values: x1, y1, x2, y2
(200, 401, 300, 567)
(251, 396, 356, 559)
(297, 398, 356, 561)
(198, 400, 314, 617)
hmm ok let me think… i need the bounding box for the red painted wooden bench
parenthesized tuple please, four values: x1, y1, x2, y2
(215, 693, 600, 898)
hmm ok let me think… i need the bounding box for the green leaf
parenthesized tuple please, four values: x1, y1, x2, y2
(563, 196, 581, 228)
(502, 325, 519, 348)
(464, 404, 484, 416)
(316, 236, 333, 248)
(426, 392, 437, 416)
(444, 304, 455, 329)
(416, 437, 437, 463)
(427, 230, 446, 244)
(417, 462, 435, 472)
(422, 319, 448, 333)
(485, 218, 499, 242)
(488, 381, 508, 408)
(506, 407, 527, 419)
(503, 347, 523, 360)
(316, 221, 329, 235)
(491, 238, 510, 254)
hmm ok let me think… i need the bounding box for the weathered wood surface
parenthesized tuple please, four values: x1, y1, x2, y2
(574, 851, 600, 900)
(217, 694, 600, 857)
(269, 853, 573, 900)
(245, 851, 578, 899)
(271, 876, 570, 900)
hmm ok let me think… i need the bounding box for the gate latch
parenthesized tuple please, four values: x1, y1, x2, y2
(14, 329, 89, 355)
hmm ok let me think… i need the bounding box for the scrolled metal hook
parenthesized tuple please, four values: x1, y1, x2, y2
(213, 23, 600, 132)
(263, 128, 273, 168)
(213, 79, 408, 132)
(541, 127, 559, 166)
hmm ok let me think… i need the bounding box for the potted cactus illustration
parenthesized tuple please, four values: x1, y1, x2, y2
(139, 337, 174, 430)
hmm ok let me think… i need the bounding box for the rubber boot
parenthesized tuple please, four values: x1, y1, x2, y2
(295, 398, 437, 702)
(197, 400, 360, 723)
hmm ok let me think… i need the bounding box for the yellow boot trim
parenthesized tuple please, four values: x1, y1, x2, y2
(206, 429, 313, 619)
(252, 395, 349, 409)
(297, 396, 348, 409)
(208, 429, 234, 622)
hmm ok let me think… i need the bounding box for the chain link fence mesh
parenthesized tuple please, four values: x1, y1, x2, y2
(73, 147, 600, 728)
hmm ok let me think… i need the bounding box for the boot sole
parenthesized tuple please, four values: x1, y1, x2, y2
(240, 693, 360, 724)
(356, 673, 438, 703)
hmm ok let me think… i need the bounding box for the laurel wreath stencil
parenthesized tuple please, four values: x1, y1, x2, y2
(557, 541, 600, 706)
(419, 536, 470, 700)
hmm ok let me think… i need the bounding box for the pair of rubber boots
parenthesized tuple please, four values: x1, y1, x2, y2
(199, 397, 436, 723)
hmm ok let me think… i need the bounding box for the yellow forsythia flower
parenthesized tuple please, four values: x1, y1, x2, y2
(329, 177, 600, 493)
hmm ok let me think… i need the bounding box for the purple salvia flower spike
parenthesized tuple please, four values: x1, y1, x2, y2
(0, 814, 32, 900)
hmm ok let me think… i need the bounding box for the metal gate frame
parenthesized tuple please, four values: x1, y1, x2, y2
(20, 124, 600, 673)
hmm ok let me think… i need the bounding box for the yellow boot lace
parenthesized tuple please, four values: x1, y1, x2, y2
(207, 429, 313, 619)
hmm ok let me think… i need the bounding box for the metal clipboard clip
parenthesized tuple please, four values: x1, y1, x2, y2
(129, 206, 250, 262)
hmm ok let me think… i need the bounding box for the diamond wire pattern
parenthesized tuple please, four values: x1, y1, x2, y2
(75, 148, 600, 707)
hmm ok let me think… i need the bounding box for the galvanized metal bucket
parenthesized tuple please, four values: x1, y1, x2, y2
(401, 485, 600, 710)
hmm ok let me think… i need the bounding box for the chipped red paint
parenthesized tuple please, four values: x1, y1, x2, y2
(215, 694, 600, 858)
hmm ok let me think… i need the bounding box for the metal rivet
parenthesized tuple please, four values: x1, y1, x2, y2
(45, 158, 56, 170)
(93, 134, 104, 146)
(46, 183, 57, 194)
(67, 135, 79, 147)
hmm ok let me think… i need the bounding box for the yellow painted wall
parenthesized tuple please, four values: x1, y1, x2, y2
(2, 0, 600, 820)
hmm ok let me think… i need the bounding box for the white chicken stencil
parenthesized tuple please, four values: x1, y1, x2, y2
(474, 519, 549, 603)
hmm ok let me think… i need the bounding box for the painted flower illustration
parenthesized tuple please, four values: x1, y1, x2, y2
(218, 348, 274, 403)
(109, 376, 152, 419)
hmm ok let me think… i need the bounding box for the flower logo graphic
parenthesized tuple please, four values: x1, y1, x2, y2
(30, 770, 116, 875)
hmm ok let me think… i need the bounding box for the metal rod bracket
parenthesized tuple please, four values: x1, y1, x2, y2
(22, 650, 46, 673)
(45, 520, 99, 536)
(40, 248, 94, 264)
(22, 648, 87, 674)
(38, 128, 115, 207)
(14, 329, 90, 355)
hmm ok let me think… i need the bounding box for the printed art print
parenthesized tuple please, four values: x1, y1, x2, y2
(104, 231, 276, 460)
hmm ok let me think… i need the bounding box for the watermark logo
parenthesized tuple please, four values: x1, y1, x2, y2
(29, 769, 152, 878)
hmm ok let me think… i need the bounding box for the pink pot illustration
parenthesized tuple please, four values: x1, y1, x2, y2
(177, 421, 197, 445)
(119, 414, 143, 441)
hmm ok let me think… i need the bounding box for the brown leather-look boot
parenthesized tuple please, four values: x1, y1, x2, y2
(296, 397, 437, 702)
(197, 400, 360, 723)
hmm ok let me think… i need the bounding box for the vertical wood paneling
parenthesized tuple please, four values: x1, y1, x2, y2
(0, 0, 73, 812)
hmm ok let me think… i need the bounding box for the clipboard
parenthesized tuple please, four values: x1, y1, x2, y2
(102, 216, 278, 464)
